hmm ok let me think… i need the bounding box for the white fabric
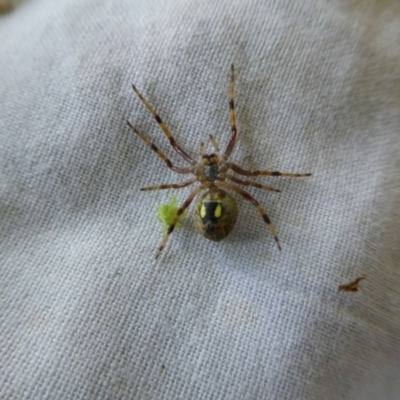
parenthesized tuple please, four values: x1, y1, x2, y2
(1, 0, 400, 398)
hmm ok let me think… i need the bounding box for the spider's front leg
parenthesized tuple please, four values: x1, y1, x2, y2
(222, 64, 238, 162)
(131, 84, 196, 165)
(126, 121, 192, 174)
(141, 177, 198, 191)
(227, 162, 312, 178)
(223, 174, 281, 193)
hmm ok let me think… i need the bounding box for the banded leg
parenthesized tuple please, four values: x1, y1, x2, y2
(156, 182, 211, 259)
(223, 64, 238, 161)
(141, 177, 198, 191)
(228, 162, 312, 178)
(127, 121, 191, 174)
(218, 182, 281, 250)
(224, 174, 281, 193)
(131, 84, 196, 165)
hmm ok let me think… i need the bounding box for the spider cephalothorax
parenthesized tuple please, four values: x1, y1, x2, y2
(127, 65, 311, 259)
(201, 153, 220, 182)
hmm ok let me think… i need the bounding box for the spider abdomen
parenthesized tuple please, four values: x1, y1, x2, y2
(193, 188, 238, 241)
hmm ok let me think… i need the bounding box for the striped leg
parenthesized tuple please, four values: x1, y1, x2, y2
(131, 84, 196, 165)
(141, 177, 198, 191)
(156, 182, 211, 259)
(223, 64, 238, 161)
(228, 162, 312, 178)
(126, 121, 191, 174)
(225, 173, 281, 192)
(218, 182, 281, 250)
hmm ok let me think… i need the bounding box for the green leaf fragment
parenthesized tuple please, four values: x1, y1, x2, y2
(157, 197, 187, 233)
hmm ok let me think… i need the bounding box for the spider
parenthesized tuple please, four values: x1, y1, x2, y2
(127, 65, 311, 259)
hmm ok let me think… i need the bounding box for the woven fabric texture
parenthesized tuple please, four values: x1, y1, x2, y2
(1, 0, 400, 398)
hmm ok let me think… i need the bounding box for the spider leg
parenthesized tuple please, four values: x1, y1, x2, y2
(131, 84, 196, 165)
(199, 142, 205, 158)
(209, 135, 220, 154)
(217, 181, 281, 250)
(156, 182, 211, 259)
(223, 64, 237, 161)
(224, 173, 281, 193)
(141, 177, 198, 191)
(228, 162, 312, 178)
(126, 121, 192, 174)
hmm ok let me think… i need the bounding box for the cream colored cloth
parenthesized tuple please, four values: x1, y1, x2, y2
(1, 0, 400, 398)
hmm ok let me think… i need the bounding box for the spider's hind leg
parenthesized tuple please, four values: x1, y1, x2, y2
(156, 182, 211, 259)
(218, 181, 281, 250)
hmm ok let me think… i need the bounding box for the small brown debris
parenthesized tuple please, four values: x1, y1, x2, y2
(338, 274, 368, 292)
